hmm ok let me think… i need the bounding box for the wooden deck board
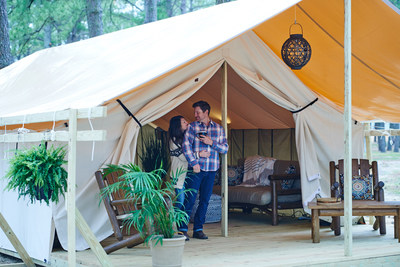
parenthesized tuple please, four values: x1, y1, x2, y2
(49, 211, 400, 266)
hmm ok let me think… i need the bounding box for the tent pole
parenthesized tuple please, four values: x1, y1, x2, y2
(344, 0, 353, 257)
(221, 61, 228, 237)
(67, 109, 77, 266)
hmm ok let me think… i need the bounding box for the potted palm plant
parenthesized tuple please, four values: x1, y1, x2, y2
(4, 141, 68, 205)
(100, 163, 190, 267)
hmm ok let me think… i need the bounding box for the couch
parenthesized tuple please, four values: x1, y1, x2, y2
(212, 157, 303, 225)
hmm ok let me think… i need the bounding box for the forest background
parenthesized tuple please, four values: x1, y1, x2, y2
(1, 0, 400, 68)
(0, 0, 233, 68)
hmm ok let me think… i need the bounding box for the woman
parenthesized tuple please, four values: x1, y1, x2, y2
(168, 116, 209, 210)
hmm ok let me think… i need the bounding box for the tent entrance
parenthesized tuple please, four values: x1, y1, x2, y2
(153, 63, 297, 165)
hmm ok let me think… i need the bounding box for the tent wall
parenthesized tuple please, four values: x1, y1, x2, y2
(228, 128, 297, 165)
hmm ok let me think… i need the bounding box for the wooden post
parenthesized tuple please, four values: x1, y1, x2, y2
(67, 109, 78, 266)
(364, 123, 372, 161)
(0, 213, 35, 267)
(344, 0, 353, 257)
(221, 61, 228, 237)
(364, 123, 374, 225)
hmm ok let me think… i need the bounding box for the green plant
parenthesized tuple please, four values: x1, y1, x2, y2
(139, 134, 170, 177)
(5, 142, 68, 205)
(100, 163, 190, 245)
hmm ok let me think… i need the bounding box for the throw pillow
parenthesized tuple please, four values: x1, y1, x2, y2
(339, 174, 373, 200)
(281, 165, 296, 190)
(242, 156, 276, 186)
(227, 165, 243, 186)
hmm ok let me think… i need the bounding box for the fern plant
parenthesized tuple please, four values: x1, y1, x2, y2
(100, 163, 190, 245)
(5, 142, 68, 205)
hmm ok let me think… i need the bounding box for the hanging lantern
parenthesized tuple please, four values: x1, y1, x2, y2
(281, 23, 311, 70)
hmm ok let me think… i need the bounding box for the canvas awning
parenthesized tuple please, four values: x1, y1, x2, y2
(254, 0, 400, 122)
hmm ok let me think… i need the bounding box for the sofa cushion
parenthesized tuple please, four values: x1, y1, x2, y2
(213, 185, 302, 206)
(230, 186, 272, 206)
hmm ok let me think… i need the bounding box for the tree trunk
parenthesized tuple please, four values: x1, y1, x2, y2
(0, 0, 13, 69)
(165, 0, 173, 17)
(144, 0, 157, 24)
(390, 123, 400, 152)
(180, 0, 187, 14)
(216, 0, 231, 4)
(189, 0, 193, 12)
(44, 23, 52, 48)
(86, 0, 103, 38)
(375, 122, 386, 153)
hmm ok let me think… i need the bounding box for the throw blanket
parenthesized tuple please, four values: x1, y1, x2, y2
(240, 155, 276, 187)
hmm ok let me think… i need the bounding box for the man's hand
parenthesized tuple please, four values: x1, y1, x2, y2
(193, 164, 201, 173)
(199, 135, 213, 146)
(199, 150, 210, 158)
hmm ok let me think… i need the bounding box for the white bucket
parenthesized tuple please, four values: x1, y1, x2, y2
(150, 235, 186, 267)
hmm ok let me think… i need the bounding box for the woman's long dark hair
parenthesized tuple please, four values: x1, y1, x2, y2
(168, 115, 185, 147)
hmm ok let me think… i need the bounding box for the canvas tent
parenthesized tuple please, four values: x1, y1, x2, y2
(1, 0, 400, 262)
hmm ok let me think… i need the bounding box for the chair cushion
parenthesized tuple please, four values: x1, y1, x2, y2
(352, 175, 373, 200)
(340, 174, 373, 200)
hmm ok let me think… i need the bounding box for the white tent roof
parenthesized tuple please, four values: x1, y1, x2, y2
(0, 0, 299, 117)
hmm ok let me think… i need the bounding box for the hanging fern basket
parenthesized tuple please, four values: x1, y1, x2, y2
(4, 141, 68, 206)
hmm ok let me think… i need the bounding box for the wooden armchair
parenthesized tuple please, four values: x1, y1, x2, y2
(95, 170, 144, 254)
(329, 159, 386, 236)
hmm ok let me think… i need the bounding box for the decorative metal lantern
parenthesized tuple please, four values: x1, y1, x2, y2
(281, 23, 311, 70)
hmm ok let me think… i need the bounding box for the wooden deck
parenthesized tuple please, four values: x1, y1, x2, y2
(49, 211, 400, 267)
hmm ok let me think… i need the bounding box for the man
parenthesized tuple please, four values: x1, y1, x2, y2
(179, 100, 228, 240)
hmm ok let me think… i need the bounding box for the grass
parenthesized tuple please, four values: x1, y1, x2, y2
(370, 141, 400, 200)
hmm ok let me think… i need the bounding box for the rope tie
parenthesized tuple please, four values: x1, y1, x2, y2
(50, 111, 56, 141)
(17, 115, 29, 144)
(88, 108, 95, 161)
